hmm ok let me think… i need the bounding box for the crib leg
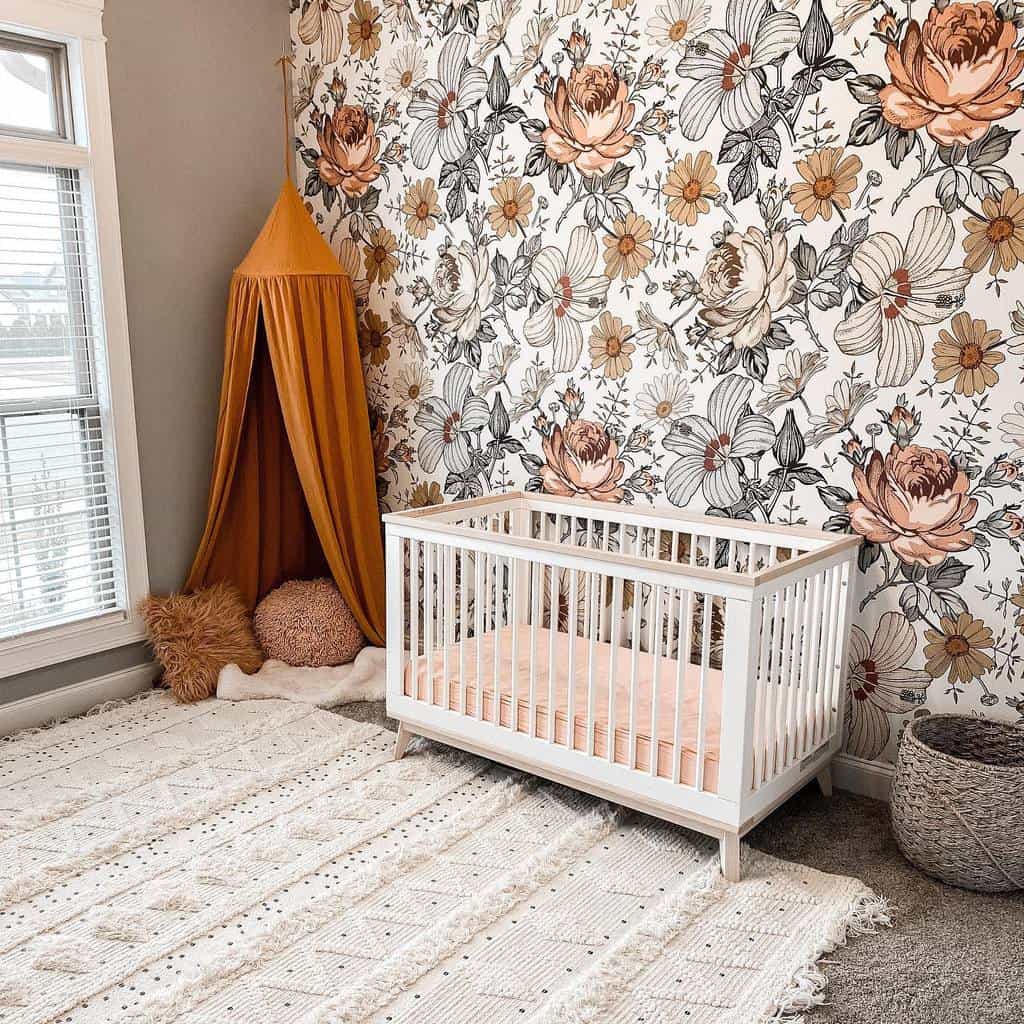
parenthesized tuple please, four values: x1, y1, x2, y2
(393, 722, 413, 761)
(719, 833, 741, 883)
(816, 765, 833, 798)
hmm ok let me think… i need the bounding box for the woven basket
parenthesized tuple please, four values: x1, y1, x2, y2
(890, 714, 1024, 892)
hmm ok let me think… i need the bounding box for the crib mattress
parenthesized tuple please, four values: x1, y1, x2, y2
(403, 624, 723, 793)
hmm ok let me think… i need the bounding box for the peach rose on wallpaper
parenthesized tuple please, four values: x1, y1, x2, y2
(847, 444, 978, 566)
(697, 227, 795, 349)
(879, 3, 1024, 145)
(542, 64, 636, 176)
(541, 420, 626, 502)
(316, 105, 382, 197)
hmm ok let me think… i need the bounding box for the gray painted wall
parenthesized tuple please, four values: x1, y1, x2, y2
(0, 0, 290, 705)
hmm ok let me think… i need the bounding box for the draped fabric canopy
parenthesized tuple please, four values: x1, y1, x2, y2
(185, 183, 385, 645)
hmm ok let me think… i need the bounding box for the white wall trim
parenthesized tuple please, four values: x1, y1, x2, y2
(832, 753, 894, 803)
(0, 661, 156, 736)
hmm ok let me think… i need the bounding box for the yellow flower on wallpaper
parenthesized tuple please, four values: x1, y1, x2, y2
(923, 614, 995, 685)
(663, 152, 719, 226)
(358, 309, 391, 365)
(602, 212, 654, 280)
(588, 312, 635, 379)
(409, 481, 443, 508)
(363, 227, 398, 283)
(348, 0, 381, 60)
(487, 177, 534, 238)
(962, 187, 1024, 276)
(401, 179, 440, 239)
(932, 313, 1005, 397)
(788, 147, 862, 223)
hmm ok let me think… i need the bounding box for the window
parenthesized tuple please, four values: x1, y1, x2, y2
(0, 3, 148, 676)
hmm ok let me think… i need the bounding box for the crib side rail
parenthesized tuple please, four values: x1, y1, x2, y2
(738, 550, 858, 811)
(389, 518, 762, 601)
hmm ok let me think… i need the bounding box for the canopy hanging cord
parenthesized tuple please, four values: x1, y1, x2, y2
(275, 54, 296, 183)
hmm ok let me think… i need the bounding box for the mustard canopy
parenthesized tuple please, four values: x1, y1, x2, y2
(186, 183, 386, 645)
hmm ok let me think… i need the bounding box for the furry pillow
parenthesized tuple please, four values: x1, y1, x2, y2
(140, 582, 263, 702)
(253, 578, 365, 667)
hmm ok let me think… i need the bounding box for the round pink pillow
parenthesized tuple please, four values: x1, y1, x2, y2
(253, 578, 365, 667)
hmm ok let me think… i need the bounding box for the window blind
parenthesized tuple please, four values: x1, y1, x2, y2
(0, 162, 125, 638)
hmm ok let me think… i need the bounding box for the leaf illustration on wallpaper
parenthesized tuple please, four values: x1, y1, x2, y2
(291, 0, 1024, 755)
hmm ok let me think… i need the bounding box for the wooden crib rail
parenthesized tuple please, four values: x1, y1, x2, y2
(384, 492, 859, 596)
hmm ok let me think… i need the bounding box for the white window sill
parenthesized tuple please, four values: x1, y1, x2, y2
(0, 610, 148, 679)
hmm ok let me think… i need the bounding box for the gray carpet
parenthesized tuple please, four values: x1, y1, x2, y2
(335, 701, 1023, 1023)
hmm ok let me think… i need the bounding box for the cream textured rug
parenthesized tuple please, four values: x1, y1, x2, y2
(0, 693, 887, 1024)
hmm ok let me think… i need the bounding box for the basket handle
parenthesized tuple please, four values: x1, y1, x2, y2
(937, 792, 1024, 890)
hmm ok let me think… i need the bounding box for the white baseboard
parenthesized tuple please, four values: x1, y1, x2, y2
(832, 752, 894, 802)
(0, 662, 157, 737)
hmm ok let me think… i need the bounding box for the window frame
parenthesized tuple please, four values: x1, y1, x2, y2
(0, 29, 73, 141)
(0, 0, 148, 677)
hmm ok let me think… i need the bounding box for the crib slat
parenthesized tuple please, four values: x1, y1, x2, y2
(672, 586, 692, 785)
(800, 570, 824, 757)
(607, 575, 623, 764)
(586, 571, 599, 756)
(442, 545, 452, 711)
(815, 568, 836, 746)
(775, 584, 796, 776)
(695, 588, 712, 792)
(786, 581, 802, 765)
(474, 546, 484, 719)
(750, 593, 771, 788)
(409, 538, 420, 701)
(492, 553, 504, 727)
(628, 582, 641, 769)
(424, 542, 435, 706)
(529, 560, 541, 737)
(823, 564, 848, 742)
(548, 564, 559, 743)
(792, 576, 813, 760)
(813, 568, 835, 747)
(509, 554, 520, 731)
(765, 587, 785, 783)
(567, 567, 579, 751)
(459, 545, 468, 714)
(649, 583, 664, 778)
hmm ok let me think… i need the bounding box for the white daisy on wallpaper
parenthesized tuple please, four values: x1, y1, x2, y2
(383, 44, 427, 97)
(646, 0, 712, 55)
(637, 375, 694, 431)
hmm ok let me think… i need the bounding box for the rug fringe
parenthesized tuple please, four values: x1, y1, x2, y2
(0, 688, 160, 748)
(760, 889, 893, 1023)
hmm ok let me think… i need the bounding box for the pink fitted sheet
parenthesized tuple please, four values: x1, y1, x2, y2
(403, 624, 723, 792)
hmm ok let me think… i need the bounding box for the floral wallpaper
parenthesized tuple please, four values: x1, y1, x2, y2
(290, 0, 1024, 766)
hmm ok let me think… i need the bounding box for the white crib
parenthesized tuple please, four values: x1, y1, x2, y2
(383, 492, 859, 880)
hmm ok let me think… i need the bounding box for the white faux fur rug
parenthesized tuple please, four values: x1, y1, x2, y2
(0, 693, 887, 1023)
(217, 645, 386, 706)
